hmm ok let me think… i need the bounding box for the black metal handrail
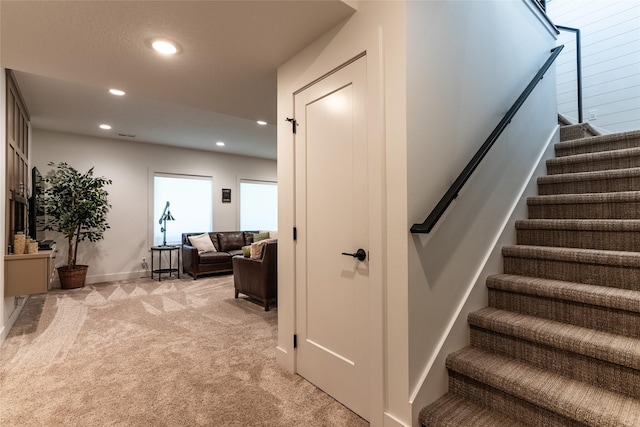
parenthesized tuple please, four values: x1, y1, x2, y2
(556, 25, 583, 123)
(411, 45, 564, 234)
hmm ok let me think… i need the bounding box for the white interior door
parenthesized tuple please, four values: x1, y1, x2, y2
(294, 56, 369, 420)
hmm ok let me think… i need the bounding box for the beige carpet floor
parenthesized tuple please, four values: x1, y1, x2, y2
(0, 274, 368, 426)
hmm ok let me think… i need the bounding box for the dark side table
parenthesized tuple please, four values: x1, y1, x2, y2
(150, 245, 180, 281)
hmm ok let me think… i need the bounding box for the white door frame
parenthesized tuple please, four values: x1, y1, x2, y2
(293, 54, 369, 419)
(277, 49, 386, 425)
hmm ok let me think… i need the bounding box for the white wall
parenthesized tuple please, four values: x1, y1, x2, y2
(406, 0, 558, 422)
(277, 1, 408, 425)
(32, 129, 276, 284)
(549, 0, 640, 132)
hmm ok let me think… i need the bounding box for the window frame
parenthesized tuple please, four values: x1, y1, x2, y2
(151, 172, 214, 247)
(238, 179, 278, 232)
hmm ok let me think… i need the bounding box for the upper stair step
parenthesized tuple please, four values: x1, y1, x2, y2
(537, 167, 640, 195)
(559, 122, 600, 141)
(447, 346, 640, 427)
(502, 245, 640, 290)
(515, 219, 640, 251)
(547, 147, 640, 175)
(527, 191, 640, 219)
(555, 130, 640, 157)
(487, 274, 640, 319)
(470, 306, 640, 370)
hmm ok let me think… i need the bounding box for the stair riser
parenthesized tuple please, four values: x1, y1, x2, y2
(470, 327, 640, 398)
(555, 136, 640, 157)
(448, 371, 581, 427)
(547, 156, 640, 175)
(516, 229, 640, 252)
(503, 257, 640, 291)
(528, 201, 640, 219)
(488, 289, 640, 338)
(538, 176, 640, 195)
(420, 394, 518, 427)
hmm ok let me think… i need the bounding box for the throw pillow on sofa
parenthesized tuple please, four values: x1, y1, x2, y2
(253, 232, 270, 242)
(217, 232, 246, 252)
(260, 230, 278, 240)
(241, 245, 251, 257)
(189, 233, 217, 253)
(250, 239, 273, 260)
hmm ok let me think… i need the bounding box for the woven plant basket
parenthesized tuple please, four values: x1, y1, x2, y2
(57, 265, 89, 289)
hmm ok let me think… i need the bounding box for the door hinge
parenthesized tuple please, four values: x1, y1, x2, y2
(285, 117, 298, 134)
(293, 227, 297, 241)
(293, 334, 297, 348)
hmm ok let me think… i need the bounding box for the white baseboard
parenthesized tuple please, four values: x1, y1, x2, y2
(0, 295, 29, 346)
(384, 412, 410, 427)
(276, 345, 295, 373)
(50, 269, 158, 288)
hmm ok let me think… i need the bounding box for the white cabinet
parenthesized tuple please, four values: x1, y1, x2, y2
(4, 250, 55, 297)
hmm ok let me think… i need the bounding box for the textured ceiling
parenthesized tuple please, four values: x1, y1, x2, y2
(0, 0, 356, 159)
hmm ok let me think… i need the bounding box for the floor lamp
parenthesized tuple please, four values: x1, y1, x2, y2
(159, 201, 175, 246)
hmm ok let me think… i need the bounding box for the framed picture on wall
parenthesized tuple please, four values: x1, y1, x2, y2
(222, 188, 231, 203)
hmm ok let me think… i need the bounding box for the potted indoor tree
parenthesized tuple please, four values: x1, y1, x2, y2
(44, 162, 112, 289)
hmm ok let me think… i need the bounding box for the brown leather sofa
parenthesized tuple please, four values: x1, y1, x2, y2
(182, 231, 255, 279)
(232, 240, 277, 311)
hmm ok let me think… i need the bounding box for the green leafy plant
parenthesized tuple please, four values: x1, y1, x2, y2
(44, 162, 112, 269)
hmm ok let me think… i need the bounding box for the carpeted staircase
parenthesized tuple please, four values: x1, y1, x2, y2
(420, 126, 640, 426)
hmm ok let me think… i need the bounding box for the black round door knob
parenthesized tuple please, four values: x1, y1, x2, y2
(341, 249, 367, 261)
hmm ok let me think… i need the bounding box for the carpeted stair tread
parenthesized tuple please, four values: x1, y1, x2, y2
(487, 274, 640, 314)
(539, 167, 640, 185)
(488, 274, 640, 337)
(516, 218, 640, 232)
(547, 147, 640, 175)
(470, 308, 640, 397)
(528, 191, 640, 205)
(503, 245, 640, 290)
(502, 245, 640, 267)
(446, 347, 640, 427)
(555, 130, 640, 157)
(515, 219, 640, 250)
(419, 392, 520, 427)
(537, 167, 640, 195)
(468, 307, 640, 370)
(527, 192, 640, 219)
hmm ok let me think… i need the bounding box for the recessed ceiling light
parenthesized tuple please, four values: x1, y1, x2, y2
(109, 89, 125, 96)
(216, 141, 225, 147)
(152, 40, 178, 55)
(99, 124, 112, 130)
(257, 120, 267, 126)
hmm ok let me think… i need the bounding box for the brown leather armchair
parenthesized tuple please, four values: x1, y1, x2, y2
(232, 240, 277, 311)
